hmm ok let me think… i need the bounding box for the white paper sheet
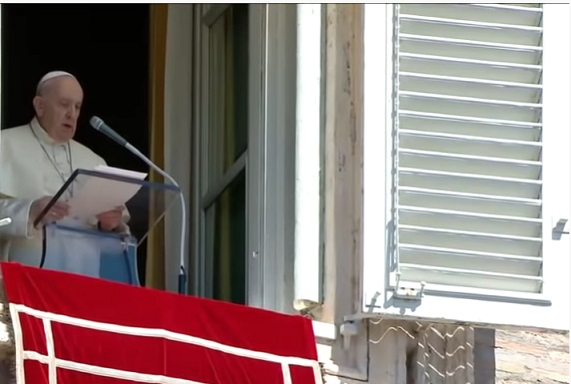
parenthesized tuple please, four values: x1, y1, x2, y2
(66, 165, 148, 221)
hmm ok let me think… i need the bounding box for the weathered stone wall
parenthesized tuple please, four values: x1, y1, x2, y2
(475, 327, 569, 384)
(496, 329, 569, 384)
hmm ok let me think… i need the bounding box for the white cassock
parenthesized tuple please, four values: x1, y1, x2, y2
(0, 117, 129, 276)
(0, 198, 34, 237)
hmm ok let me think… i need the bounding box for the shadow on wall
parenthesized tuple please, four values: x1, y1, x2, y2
(474, 328, 496, 384)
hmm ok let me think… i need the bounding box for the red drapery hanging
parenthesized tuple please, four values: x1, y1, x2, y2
(1, 262, 322, 384)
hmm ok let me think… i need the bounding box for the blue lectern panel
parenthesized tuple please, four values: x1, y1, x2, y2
(42, 223, 140, 286)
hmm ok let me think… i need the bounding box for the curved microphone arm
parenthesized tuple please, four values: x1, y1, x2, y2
(125, 143, 187, 294)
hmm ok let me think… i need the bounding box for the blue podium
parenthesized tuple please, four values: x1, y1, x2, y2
(34, 168, 181, 286)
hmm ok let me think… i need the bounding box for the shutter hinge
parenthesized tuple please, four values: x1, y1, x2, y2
(394, 272, 426, 300)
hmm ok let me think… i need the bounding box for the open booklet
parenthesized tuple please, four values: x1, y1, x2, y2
(66, 165, 148, 221)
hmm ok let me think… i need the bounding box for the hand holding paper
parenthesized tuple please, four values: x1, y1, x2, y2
(66, 165, 147, 222)
(97, 206, 125, 231)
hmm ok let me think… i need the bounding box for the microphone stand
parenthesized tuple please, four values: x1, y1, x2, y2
(125, 143, 187, 295)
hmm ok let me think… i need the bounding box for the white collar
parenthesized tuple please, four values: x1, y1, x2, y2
(30, 117, 69, 146)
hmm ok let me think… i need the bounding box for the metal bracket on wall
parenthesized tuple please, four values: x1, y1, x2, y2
(339, 320, 360, 350)
(394, 272, 426, 301)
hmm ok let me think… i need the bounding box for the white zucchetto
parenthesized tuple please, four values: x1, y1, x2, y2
(36, 71, 76, 93)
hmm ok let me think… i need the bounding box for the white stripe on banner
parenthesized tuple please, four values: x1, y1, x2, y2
(281, 362, 292, 384)
(9, 304, 26, 384)
(10, 303, 325, 384)
(11, 304, 317, 368)
(312, 362, 323, 384)
(42, 319, 57, 384)
(22, 351, 208, 384)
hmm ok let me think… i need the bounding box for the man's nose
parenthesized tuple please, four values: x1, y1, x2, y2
(67, 107, 79, 119)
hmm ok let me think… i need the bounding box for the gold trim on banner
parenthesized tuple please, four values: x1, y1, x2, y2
(146, 4, 168, 290)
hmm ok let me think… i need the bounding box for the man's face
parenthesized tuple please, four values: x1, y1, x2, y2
(33, 76, 84, 143)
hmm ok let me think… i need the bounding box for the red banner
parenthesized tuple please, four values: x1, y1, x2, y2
(1, 262, 322, 384)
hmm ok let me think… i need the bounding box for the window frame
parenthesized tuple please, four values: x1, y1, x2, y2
(190, 4, 296, 312)
(191, 3, 264, 306)
(362, 3, 570, 331)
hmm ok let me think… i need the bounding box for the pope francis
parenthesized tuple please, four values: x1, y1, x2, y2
(0, 70, 128, 269)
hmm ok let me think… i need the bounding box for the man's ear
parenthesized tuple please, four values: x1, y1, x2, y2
(32, 96, 44, 117)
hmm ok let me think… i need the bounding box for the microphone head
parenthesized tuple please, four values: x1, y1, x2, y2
(90, 116, 104, 130)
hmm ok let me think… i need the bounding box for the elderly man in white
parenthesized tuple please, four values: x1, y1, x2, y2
(0, 70, 127, 271)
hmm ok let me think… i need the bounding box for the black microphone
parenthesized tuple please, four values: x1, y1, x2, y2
(89, 116, 128, 147)
(89, 116, 188, 294)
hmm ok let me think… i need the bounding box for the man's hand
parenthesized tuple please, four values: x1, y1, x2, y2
(96, 207, 124, 232)
(30, 196, 70, 226)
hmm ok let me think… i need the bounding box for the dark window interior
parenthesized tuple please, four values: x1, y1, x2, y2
(1, 4, 151, 283)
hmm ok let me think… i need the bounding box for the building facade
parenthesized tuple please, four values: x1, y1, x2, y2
(147, 3, 570, 383)
(0, 3, 567, 384)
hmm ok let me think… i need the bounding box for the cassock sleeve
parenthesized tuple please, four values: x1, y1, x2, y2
(0, 198, 34, 238)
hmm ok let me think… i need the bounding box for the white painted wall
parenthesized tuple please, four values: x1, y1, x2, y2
(294, 3, 323, 310)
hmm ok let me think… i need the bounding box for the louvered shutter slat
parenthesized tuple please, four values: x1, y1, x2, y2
(400, 39, 541, 66)
(400, 15, 542, 46)
(399, 72, 542, 103)
(399, 244, 541, 273)
(400, 169, 541, 199)
(399, 113, 541, 142)
(400, 150, 541, 180)
(399, 130, 542, 160)
(399, 187, 542, 218)
(399, 206, 541, 236)
(394, 4, 544, 295)
(400, 96, 540, 122)
(399, 264, 542, 293)
(399, 226, 541, 259)
(399, 53, 542, 84)
(401, 4, 543, 25)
